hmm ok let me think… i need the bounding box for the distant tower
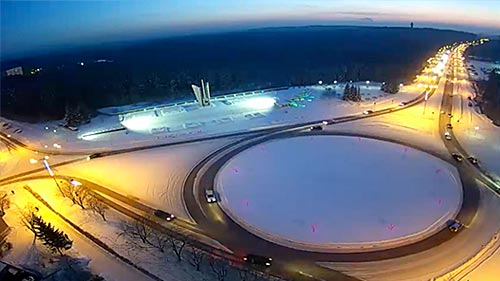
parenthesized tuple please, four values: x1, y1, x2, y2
(191, 80, 211, 107)
(410, 22, 414, 29)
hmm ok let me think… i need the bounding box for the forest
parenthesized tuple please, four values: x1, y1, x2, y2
(1, 26, 475, 121)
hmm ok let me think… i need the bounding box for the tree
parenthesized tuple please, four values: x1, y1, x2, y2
(119, 218, 152, 245)
(0, 191, 10, 216)
(169, 236, 187, 262)
(188, 244, 205, 271)
(88, 196, 108, 221)
(35, 218, 73, 255)
(149, 229, 169, 253)
(237, 267, 262, 281)
(209, 256, 229, 281)
(381, 82, 400, 94)
(20, 208, 72, 255)
(19, 205, 40, 239)
(73, 186, 91, 209)
(343, 83, 350, 100)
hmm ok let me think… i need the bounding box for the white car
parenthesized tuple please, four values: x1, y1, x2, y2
(363, 109, 374, 115)
(444, 131, 452, 140)
(205, 190, 217, 203)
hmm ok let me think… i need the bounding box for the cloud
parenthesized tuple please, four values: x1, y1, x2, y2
(336, 11, 394, 17)
(360, 17, 374, 22)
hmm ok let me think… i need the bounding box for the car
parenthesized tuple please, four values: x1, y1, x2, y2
(205, 189, 217, 203)
(440, 110, 446, 114)
(448, 220, 464, 232)
(243, 254, 272, 267)
(451, 153, 463, 162)
(445, 133, 452, 141)
(309, 125, 323, 131)
(448, 113, 453, 118)
(363, 109, 374, 115)
(399, 101, 408, 106)
(446, 123, 453, 129)
(321, 120, 328, 125)
(88, 153, 103, 159)
(467, 156, 478, 165)
(154, 210, 175, 221)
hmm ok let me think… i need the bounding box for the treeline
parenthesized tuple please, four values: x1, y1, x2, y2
(1, 26, 475, 121)
(468, 39, 500, 125)
(476, 71, 500, 125)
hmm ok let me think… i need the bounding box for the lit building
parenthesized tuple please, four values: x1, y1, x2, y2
(191, 79, 211, 107)
(5, 66, 23, 76)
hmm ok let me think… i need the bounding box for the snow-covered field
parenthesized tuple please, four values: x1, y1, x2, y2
(57, 138, 237, 221)
(0, 82, 420, 153)
(216, 135, 462, 252)
(467, 59, 500, 81)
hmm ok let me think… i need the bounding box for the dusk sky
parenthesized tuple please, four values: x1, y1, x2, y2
(2, 0, 500, 59)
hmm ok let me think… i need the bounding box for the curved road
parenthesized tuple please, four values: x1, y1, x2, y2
(183, 128, 483, 281)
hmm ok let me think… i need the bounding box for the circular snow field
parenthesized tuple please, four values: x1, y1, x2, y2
(215, 135, 462, 252)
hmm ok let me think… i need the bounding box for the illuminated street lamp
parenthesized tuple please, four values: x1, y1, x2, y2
(30, 156, 62, 193)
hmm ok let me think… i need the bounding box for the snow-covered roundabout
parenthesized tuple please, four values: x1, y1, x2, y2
(215, 135, 463, 253)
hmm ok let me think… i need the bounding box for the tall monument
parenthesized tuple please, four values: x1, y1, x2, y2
(191, 79, 211, 107)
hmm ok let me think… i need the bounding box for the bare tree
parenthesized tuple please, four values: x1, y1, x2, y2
(188, 244, 205, 271)
(60, 181, 77, 204)
(169, 236, 187, 262)
(0, 191, 10, 216)
(19, 205, 39, 239)
(119, 219, 153, 245)
(209, 256, 229, 281)
(238, 268, 261, 281)
(88, 196, 108, 221)
(74, 186, 91, 209)
(149, 229, 169, 253)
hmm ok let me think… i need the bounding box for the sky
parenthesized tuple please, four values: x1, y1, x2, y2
(1, 0, 500, 59)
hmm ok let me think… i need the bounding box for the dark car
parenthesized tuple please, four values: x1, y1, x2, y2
(467, 156, 478, 165)
(88, 153, 103, 160)
(448, 113, 453, 118)
(451, 153, 463, 162)
(446, 123, 453, 129)
(154, 210, 175, 221)
(309, 125, 323, 131)
(243, 254, 272, 267)
(447, 220, 464, 232)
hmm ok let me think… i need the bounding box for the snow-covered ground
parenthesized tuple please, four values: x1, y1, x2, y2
(463, 234, 500, 281)
(57, 138, 237, 222)
(0, 82, 420, 153)
(216, 135, 462, 252)
(0, 182, 155, 281)
(467, 59, 500, 81)
(2, 179, 273, 281)
(325, 76, 448, 156)
(0, 141, 77, 180)
(451, 81, 500, 181)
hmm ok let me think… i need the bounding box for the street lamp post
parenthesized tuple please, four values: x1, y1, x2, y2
(30, 157, 64, 194)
